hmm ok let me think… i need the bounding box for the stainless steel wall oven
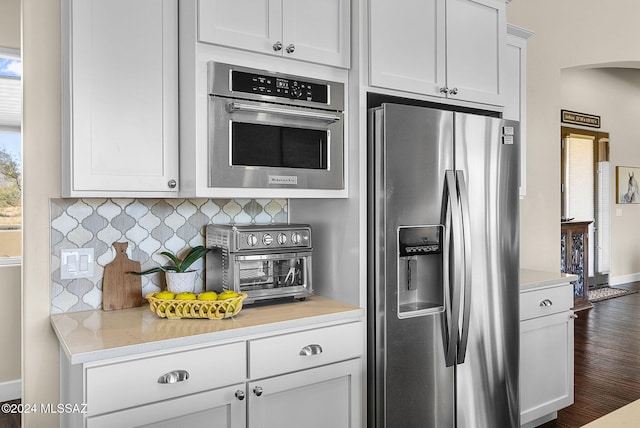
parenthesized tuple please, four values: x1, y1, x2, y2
(208, 62, 345, 190)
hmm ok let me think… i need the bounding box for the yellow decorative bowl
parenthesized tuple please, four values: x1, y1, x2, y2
(145, 292, 247, 320)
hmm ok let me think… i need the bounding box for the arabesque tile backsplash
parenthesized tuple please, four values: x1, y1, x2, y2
(50, 198, 288, 314)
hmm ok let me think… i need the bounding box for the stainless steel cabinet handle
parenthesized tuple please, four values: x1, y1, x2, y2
(157, 370, 189, 384)
(273, 41, 283, 52)
(440, 87, 449, 94)
(299, 344, 323, 356)
(539, 299, 553, 307)
(167, 179, 177, 189)
(235, 390, 245, 400)
(449, 87, 459, 95)
(253, 386, 263, 396)
(286, 43, 295, 54)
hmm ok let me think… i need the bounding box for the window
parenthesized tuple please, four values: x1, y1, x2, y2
(0, 48, 21, 263)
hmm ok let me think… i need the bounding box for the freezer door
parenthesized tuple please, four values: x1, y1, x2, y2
(453, 113, 520, 428)
(369, 104, 455, 427)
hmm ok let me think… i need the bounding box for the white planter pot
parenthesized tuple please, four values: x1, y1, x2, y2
(165, 271, 198, 294)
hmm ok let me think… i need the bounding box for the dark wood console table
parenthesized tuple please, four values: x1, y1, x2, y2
(561, 221, 593, 311)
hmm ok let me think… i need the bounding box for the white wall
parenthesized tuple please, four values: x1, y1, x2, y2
(22, 0, 62, 426)
(508, 0, 640, 274)
(0, 265, 21, 401)
(561, 67, 640, 281)
(0, 0, 22, 402)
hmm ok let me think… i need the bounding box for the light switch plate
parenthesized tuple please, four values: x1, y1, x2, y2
(60, 248, 94, 280)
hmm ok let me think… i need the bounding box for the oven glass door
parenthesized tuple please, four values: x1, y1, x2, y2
(231, 122, 328, 170)
(209, 97, 344, 189)
(233, 252, 312, 300)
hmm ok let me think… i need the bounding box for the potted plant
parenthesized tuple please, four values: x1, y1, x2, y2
(129, 246, 209, 294)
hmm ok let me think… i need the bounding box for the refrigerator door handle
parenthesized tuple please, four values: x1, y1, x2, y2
(456, 170, 473, 364)
(444, 170, 463, 367)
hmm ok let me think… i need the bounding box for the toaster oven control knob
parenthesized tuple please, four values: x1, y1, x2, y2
(291, 232, 302, 245)
(246, 233, 258, 247)
(277, 233, 288, 245)
(262, 233, 273, 246)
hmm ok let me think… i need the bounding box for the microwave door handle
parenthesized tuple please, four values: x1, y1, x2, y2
(226, 102, 341, 123)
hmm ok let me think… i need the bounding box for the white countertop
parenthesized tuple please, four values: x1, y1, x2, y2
(51, 294, 363, 365)
(520, 268, 578, 292)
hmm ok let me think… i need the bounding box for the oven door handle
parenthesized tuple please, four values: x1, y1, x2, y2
(225, 101, 341, 123)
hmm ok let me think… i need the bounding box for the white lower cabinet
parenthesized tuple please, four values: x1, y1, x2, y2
(520, 282, 574, 427)
(86, 384, 246, 428)
(248, 359, 362, 428)
(60, 321, 363, 428)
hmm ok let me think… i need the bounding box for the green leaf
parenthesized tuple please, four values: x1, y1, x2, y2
(180, 246, 209, 272)
(127, 267, 165, 275)
(159, 251, 182, 270)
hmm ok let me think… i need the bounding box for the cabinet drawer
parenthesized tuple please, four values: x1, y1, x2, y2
(520, 284, 573, 321)
(248, 322, 363, 379)
(86, 341, 245, 416)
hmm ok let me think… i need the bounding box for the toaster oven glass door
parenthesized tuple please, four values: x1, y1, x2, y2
(233, 252, 311, 297)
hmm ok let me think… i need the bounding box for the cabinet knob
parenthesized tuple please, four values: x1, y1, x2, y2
(286, 44, 296, 54)
(570, 313, 578, 319)
(167, 179, 177, 189)
(157, 369, 189, 384)
(253, 386, 264, 397)
(299, 344, 323, 356)
(235, 390, 245, 401)
(449, 87, 459, 95)
(539, 299, 553, 307)
(273, 41, 283, 52)
(439, 87, 449, 94)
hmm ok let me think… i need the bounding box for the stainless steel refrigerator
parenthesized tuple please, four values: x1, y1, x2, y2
(368, 103, 520, 428)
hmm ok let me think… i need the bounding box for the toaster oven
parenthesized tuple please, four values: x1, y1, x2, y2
(205, 224, 313, 304)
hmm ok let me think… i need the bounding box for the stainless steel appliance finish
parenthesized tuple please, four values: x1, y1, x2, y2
(206, 224, 313, 304)
(207, 62, 345, 190)
(368, 104, 520, 427)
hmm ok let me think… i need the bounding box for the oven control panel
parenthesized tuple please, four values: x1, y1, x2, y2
(231, 70, 329, 104)
(239, 229, 310, 251)
(206, 224, 312, 252)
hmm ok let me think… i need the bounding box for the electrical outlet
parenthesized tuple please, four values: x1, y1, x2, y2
(60, 248, 94, 280)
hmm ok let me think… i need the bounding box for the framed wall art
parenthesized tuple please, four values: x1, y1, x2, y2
(616, 166, 640, 204)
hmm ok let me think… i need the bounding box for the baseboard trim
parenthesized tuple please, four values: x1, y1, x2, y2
(609, 273, 640, 286)
(0, 379, 21, 402)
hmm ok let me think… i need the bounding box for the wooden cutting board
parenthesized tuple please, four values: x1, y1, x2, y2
(102, 242, 144, 311)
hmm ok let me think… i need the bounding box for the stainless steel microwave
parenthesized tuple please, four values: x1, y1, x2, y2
(207, 62, 345, 190)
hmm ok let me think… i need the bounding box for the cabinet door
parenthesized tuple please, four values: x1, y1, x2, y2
(446, 0, 506, 105)
(86, 384, 246, 428)
(65, 0, 179, 195)
(198, 0, 283, 55)
(282, 0, 350, 68)
(520, 311, 574, 425)
(369, 0, 446, 96)
(248, 359, 362, 428)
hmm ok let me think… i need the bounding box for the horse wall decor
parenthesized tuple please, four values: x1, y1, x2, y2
(617, 166, 640, 204)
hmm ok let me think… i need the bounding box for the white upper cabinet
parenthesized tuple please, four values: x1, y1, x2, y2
(198, 0, 350, 68)
(62, 0, 179, 197)
(370, 0, 507, 106)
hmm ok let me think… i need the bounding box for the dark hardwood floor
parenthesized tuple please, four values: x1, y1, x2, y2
(0, 399, 20, 428)
(1, 284, 638, 428)
(539, 281, 640, 427)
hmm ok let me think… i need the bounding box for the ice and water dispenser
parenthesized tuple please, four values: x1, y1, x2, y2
(397, 225, 444, 318)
